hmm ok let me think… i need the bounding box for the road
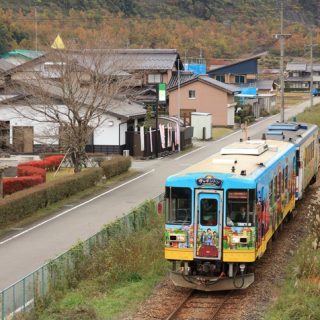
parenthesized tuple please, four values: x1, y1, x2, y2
(0, 98, 319, 291)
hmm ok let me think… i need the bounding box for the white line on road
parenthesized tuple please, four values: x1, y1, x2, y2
(0, 169, 155, 246)
(174, 146, 207, 160)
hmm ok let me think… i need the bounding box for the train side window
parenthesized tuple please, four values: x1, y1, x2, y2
(285, 166, 288, 189)
(269, 180, 273, 205)
(165, 187, 192, 225)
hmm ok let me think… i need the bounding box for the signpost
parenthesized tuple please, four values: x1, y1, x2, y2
(156, 83, 167, 158)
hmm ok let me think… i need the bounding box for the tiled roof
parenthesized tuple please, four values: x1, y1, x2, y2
(14, 79, 145, 119)
(199, 76, 240, 93)
(0, 50, 44, 60)
(75, 49, 183, 71)
(168, 74, 240, 94)
(256, 79, 275, 91)
(108, 100, 146, 118)
(0, 59, 15, 72)
(306, 65, 320, 72)
(167, 71, 197, 89)
(286, 63, 306, 71)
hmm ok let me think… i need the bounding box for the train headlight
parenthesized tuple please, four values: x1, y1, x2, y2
(232, 237, 240, 244)
(176, 235, 186, 242)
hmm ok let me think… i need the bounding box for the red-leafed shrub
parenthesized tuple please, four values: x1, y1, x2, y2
(44, 155, 64, 170)
(3, 176, 43, 195)
(17, 155, 64, 172)
(18, 160, 47, 169)
(17, 166, 46, 182)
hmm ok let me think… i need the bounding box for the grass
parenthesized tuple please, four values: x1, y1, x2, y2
(212, 127, 234, 140)
(0, 169, 138, 238)
(276, 91, 310, 109)
(46, 168, 75, 182)
(295, 103, 320, 126)
(264, 240, 320, 320)
(19, 212, 170, 320)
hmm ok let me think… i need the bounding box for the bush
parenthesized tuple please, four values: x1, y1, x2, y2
(18, 155, 64, 172)
(0, 168, 103, 228)
(101, 156, 131, 179)
(3, 176, 44, 195)
(17, 166, 46, 183)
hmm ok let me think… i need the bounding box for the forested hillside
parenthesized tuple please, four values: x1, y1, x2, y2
(0, 0, 319, 61)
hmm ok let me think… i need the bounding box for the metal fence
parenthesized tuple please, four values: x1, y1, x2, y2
(0, 194, 164, 320)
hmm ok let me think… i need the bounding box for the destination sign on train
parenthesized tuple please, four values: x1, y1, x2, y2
(196, 175, 223, 187)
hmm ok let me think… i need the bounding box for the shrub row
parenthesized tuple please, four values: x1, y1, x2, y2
(0, 168, 103, 228)
(101, 155, 131, 179)
(3, 155, 64, 196)
(18, 155, 64, 171)
(3, 176, 44, 195)
(17, 166, 46, 183)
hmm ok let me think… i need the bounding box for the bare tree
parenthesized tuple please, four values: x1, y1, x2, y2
(9, 44, 134, 172)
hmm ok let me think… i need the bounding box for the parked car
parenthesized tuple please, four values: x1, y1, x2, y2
(312, 88, 320, 96)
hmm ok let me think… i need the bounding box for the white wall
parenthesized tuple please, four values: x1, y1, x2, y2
(0, 104, 125, 146)
(93, 116, 127, 146)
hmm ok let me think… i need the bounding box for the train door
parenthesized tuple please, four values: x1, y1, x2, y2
(194, 190, 223, 260)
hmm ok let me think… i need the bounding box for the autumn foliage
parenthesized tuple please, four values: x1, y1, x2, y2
(3, 155, 64, 196)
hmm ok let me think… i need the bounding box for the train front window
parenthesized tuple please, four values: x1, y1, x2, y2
(200, 199, 218, 226)
(165, 187, 192, 224)
(227, 189, 255, 227)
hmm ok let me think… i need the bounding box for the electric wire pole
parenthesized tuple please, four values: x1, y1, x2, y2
(273, 1, 291, 122)
(305, 29, 318, 109)
(177, 59, 181, 152)
(34, 7, 38, 51)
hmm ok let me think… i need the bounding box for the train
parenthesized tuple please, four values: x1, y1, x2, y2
(164, 122, 319, 291)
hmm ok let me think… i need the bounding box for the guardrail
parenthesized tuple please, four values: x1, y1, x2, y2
(0, 193, 164, 320)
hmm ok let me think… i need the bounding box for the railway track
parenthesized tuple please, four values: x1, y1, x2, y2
(166, 290, 244, 320)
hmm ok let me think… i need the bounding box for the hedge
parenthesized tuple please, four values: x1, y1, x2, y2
(18, 155, 64, 171)
(17, 166, 46, 183)
(3, 176, 44, 195)
(0, 168, 103, 228)
(101, 155, 131, 179)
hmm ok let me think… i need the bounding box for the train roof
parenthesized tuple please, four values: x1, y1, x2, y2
(265, 122, 318, 146)
(179, 139, 295, 179)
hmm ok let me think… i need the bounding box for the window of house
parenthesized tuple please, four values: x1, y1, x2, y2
(235, 75, 245, 84)
(188, 90, 196, 99)
(147, 74, 162, 84)
(216, 75, 225, 82)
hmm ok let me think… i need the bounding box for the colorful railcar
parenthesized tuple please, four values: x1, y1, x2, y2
(165, 139, 299, 291)
(266, 122, 319, 199)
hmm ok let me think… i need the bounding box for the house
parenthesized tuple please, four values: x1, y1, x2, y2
(285, 62, 320, 90)
(0, 50, 149, 155)
(0, 93, 146, 155)
(167, 74, 240, 127)
(236, 80, 277, 118)
(207, 53, 266, 85)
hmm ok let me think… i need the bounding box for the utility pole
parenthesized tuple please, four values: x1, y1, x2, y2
(273, 0, 291, 122)
(177, 59, 181, 152)
(305, 29, 318, 108)
(35, 6, 38, 51)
